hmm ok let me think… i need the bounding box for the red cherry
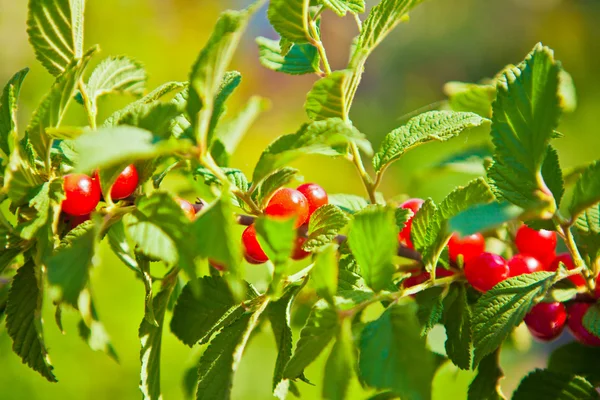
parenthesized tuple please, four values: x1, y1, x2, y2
(62, 174, 101, 216)
(567, 302, 600, 346)
(176, 198, 196, 221)
(264, 188, 309, 228)
(397, 198, 425, 249)
(110, 164, 139, 200)
(508, 254, 544, 277)
(242, 224, 269, 264)
(209, 259, 226, 271)
(436, 268, 455, 278)
(291, 236, 311, 260)
(448, 233, 485, 264)
(402, 268, 454, 289)
(524, 302, 567, 341)
(515, 225, 557, 261)
(464, 252, 510, 292)
(549, 253, 586, 287)
(244, 253, 264, 265)
(595, 277, 600, 299)
(69, 214, 90, 229)
(296, 183, 328, 216)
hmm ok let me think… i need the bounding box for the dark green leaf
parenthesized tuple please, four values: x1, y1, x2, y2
(569, 160, 600, 219)
(542, 146, 564, 207)
(411, 199, 436, 253)
(414, 286, 444, 336)
(0, 68, 29, 157)
(0, 220, 25, 273)
(548, 342, 600, 386)
(467, 349, 505, 400)
(16, 179, 63, 240)
(582, 302, 600, 340)
(257, 37, 320, 75)
(449, 201, 523, 237)
(443, 284, 472, 370)
(305, 204, 351, 251)
(512, 369, 599, 400)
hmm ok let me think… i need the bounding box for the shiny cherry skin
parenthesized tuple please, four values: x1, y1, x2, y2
(508, 254, 545, 277)
(515, 225, 557, 261)
(549, 253, 587, 287)
(242, 224, 269, 264)
(296, 183, 328, 216)
(62, 173, 101, 216)
(524, 302, 567, 341)
(567, 302, 600, 346)
(110, 164, 139, 200)
(291, 236, 311, 260)
(176, 198, 196, 221)
(398, 198, 425, 249)
(464, 252, 510, 292)
(265, 188, 309, 228)
(448, 233, 485, 264)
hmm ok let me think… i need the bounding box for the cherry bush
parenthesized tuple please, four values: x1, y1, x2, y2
(1, 0, 600, 399)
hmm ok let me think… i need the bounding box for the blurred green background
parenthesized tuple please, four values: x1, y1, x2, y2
(1, 0, 599, 399)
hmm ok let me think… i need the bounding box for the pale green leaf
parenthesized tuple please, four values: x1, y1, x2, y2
(347, 206, 397, 292)
(14, 180, 59, 240)
(321, 0, 365, 16)
(373, 111, 487, 173)
(467, 350, 506, 400)
(106, 219, 139, 273)
(194, 167, 250, 192)
(323, 319, 355, 400)
(3, 146, 44, 205)
(208, 71, 242, 139)
(305, 204, 351, 251)
(569, 160, 600, 219)
(558, 69, 577, 113)
(77, 292, 118, 361)
(443, 81, 496, 118)
(0, 68, 29, 157)
(305, 70, 352, 121)
(257, 37, 320, 75)
(582, 303, 600, 340)
(414, 286, 444, 336)
(512, 369, 599, 400)
(312, 244, 339, 304)
(328, 193, 369, 213)
(267, 0, 310, 44)
(574, 204, 600, 263)
(27, 0, 85, 76)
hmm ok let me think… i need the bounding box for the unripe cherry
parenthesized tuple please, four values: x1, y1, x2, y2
(264, 188, 309, 228)
(62, 173, 101, 216)
(464, 252, 510, 292)
(524, 302, 567, 341)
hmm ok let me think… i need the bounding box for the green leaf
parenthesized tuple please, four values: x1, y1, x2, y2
(558, 69, 577, 113)
(195, 299, 268, 400)
(170, 276, 257, 347)
(106, 219, 139, 273)
(359, 302, 435, 400)
(467, 349, 506, 400)
(582, 302, 600, 340)
(84, 56, 146, 110)
(255, 217, 296, 266)
(267, 0, 310, 44)
(6, 261, 56, 382)
(323, 319, 355, 400)
(321, 0, 365, 16)
(15, 180, 63, 240)
(449, 201, 523, 237)
(472, 271, 556, 366)
(47, 221, 96, 307)
(0, 68, 29, 157)
(208, 71, 242, 139)
(548, 342, 600, 386)
(443, 81, 496, 118)
(411, 199, 436, 253)
(256, 37, 320, 75)
(195, 167, 250, 192)
(487, 44, 562, 215)
(542, 145, 564, 207)
(25, 52, 94, 161)
(305, 204, 351, 251)
(443, 284, 472, 370)
(512, 369, 599, 400)
(27, 0, 85, 76)
(74, 126, 189, 173)
(395, 207, 412, 231)
(414, 286, 444, 336)
(253, 118, 362, 182)
(139, 279, 177, 400)
(77, 291, 118, 360)
(373, 111, 487, 173)
(348, 206, 397, 292)
(434, 145, 492, 175)
(0, 220, 26, 274)
(251, 167, 300, 207)
(574, 204, 600, 267)
(284, 301, 339, 379)
(312, 244, 339, 304)
(3, 146, 44, 205)
(569, 160, 600, 219)
(329, 193, 369, 213)
(268, 282, 304, 395)
(305, 70, 352, 121)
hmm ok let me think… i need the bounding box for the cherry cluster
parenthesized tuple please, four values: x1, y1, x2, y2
(399, 199, 600, 346)
(242, 183, 328, 264)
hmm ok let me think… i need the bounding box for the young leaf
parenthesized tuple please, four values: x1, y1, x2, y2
(449, 201, 523, 237)
(443, 284, 472, 370)
(252, 118, 362, 182)
(347, 206, 397, 292)
(321, 0, 365, 16)
(472, 271, 556, 366)
(267, 0, 310, 44)
(329, 193, 369, 213)
(256, 37, 320, 75)
(323, 319, 356, 400)
(548, 342, 600, 386)
(268, 282, 304, 396)
(195, 299, 268, 400)
(47, 221, 96, 308)
(414, 286, 444, 336)
(305, 70, 352, 121)
(487, 44, 562, 215)
(208, 71, 242, 138)
(312, 244, 339, 304)
(512, 369, 599, 400)
(359, 302, 435, 400)
(443, 81, 496, 118)
(251, 167, 300, 207)
(569, 160, 600, 219)
(284, 300, 339, 379)
(467, 349, 506, 400)
(84, 56, 147, 110)
(6, 261, 57, 382)
(305, 204, 351, 251)
(0, 68, 29, 157)
(170, 276, 258, 347)
(139, 279, 177, 400)
(372, 111, 487, 173)
(27, 0, 85, 76)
